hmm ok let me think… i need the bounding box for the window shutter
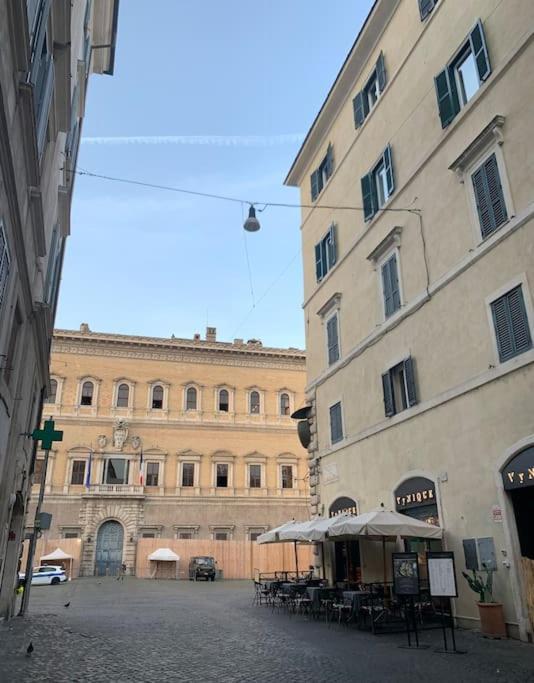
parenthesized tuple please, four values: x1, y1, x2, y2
(315, 242, 323, 282)
(327, 223, 337, 267)
(330, 403, 343, 443)
(418, 0, 436, 21)
(381, 372, 395, 417)
(507, 287, 532, 356)
(434, 68, 459, 128)
(381, 260, 394, 318)
(484, 155, 507, 230)
(353, 91, 365, 128)
(325, 144, 334, 179)
(383, 145, 395, 196)
(311, 170, 320, 202)
(389, 254, 401, 313)
(472, 166, 494, 237)
(469, 20, 491, 82)
(361, 172, 376, 221)
(403, 357, 418, 406)
(29, 0, 52, 86)
(327, 315, 339, 365)
(376, 52, 386, 93)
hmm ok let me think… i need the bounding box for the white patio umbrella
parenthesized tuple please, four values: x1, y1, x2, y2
(256, 520, 308, 578)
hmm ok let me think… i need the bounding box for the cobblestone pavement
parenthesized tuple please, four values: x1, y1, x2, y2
(1, 578, 534, 682)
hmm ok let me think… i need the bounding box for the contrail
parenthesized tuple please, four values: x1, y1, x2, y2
(81, 133, 305, 147)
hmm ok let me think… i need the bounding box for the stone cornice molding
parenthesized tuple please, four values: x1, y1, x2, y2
(448, 115, 506, 181)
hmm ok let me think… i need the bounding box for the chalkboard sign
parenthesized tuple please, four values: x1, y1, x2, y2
(392, 553, 420, 596)
(427, 551, 458, 598)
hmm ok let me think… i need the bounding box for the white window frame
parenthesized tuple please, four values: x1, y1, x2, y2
(280, 463, 296, 490)
(180, 461, 196, 488)
(101, 457, 131, 485)
(184, 383, 200, 411)
(329, 399, 345, 447)
(376, 246, 404, 323)
(213, 460, 233, 488)
(485, 273, 534, 366)
(215, 386, 234, 413)
(69, 458, 87, 486)
(211, 527, 233, 541)
(246, 387, 264, 415)
(144, 461, 160, 487)
(45, 375, 64, 405)
(325, 310, 341, 367)
(147, 380, 169, 413)
(113, 378, 135, 409)
(278, 389, 293, 417)
(247, 462, 264, 489)
(77, 376, 100, 408)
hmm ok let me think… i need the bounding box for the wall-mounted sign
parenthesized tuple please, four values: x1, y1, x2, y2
(502, 447, 534, 490)
(427, 551, 458, 597)
(392, 553, 420, 596)
(394, 477, 436, 511)
(491, 505, 503, 523)
(329, 496, 358, 518)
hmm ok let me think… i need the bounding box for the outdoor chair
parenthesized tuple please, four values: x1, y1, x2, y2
(253, 580, 271, 606)
(331, 594, 353, 626)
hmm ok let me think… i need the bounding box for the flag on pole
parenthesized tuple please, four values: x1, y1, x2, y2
(139, 450, 144, 486)
(85, 450, 92, 489)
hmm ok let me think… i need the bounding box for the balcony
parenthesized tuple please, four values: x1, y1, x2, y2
(83, 484, 145, 497)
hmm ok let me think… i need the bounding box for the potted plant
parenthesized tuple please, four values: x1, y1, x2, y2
(462, 566, 506, 638)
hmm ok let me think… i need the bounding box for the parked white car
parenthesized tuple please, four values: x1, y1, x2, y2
(19, 565, 67, 586)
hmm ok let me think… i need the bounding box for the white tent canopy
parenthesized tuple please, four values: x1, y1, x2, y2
(40, 547, 73, 561)
(148, 548, 180, 562)
(328, 509, 443, 540)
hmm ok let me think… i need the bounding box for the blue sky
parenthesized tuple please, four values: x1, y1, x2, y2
(57, 0, 374, 348)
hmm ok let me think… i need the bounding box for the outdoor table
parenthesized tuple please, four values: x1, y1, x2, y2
(343, 591, 371, 626)
(307, 587, 336, 620)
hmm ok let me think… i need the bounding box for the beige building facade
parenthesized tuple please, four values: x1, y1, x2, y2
(32, 325, 308, 577)
(286, 0, 534, 640)
(0, 0, 118, 618)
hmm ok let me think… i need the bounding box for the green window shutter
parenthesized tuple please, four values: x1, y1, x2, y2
(29, 0, 52, 87)
(327, 223, 337, 267)
(330, 402, 343, 443)
(325, 144, 334, 179)
(469, 20, 491, 82)
(492, 295, 514, 362)
(315, 243, 323, 282)
(311, 170, 320, 202)
(327, 315, 339, 365)
(381, 260, 394, 317)
(403, 357, 418, 406)
(389, 254, 401, 313)
(507, 286, 532, 356)
(472, 154, 507, 238)
(434, 67, 459, 128)
(381, 372, 395, 417)
(353, 91, 366, 128)
(383, 145, 395, 196)
(361, 172, 376, 221)
(376, 52, 386, 93)
(419, 0, 436, 21)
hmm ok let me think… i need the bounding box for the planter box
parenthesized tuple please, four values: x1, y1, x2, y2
(477, 602, 507, 638)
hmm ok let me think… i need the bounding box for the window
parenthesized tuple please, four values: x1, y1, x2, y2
(0, 223, 11, 311)
(353, 53, 386, 127)
(64, 532, 79, 539)
(4, 306, 22, 386)
(435, 21, 491, 128)
(249, 464, 262, 488)
(152, 385, 163, 409)
(218, 389, 229, 412)
(249, 391, 260, 414)
(102, 458, 129, 485)
(310, 144, 334, 201)
(146, 462, 159, 487)
(280, 393, 290, 416)
(142, 533, 155, 538)
(116, 383, 129, 408)
(491, 286, 532, 363)
(44, 379, 57, 404)
(472, 154, 508, 238)
(33, 459, 44, 485)
(381, 254, 401, 318)
(81, 381, 94, 406)
(249, 532, 261, 542)
(418, 0, 438, 21)
(179, 532, 192, 540)
(182, 463, 195, 487)
(186, 387, 197, 410)
(314, 224, 337, 283)
(329, 402, 343, 444)
(361, 146, 395, 221)
(382, 357, 418, 417)
(70, 460, 86, 485)
(326, 313, 340, 366)
(215, 532, 228, 541)
(281, 465, 294, 489)
(27, 0, 54, 156)
(44, 227, 63, 309)
(216, 463, 228, 488)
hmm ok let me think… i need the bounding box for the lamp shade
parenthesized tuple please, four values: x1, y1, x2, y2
(243, 205, 260, 232)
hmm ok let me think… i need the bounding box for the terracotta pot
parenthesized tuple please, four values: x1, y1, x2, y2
(477, 602, 507, 638)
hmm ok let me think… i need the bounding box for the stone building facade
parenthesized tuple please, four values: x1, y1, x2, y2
(31, 326, 308, 576)
(0, 0, 119, 618)
(286, 0, 534, 639)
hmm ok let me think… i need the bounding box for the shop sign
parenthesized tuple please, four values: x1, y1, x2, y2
(392, 552, 420, 596)
(502, 446, 534, 490)
(394, 477, 436, 510)
(329, 496, 358, 518)
(491, 505, 503, 523)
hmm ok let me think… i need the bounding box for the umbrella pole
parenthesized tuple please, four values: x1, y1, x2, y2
(345, 541, 350, 585)
(294, 541, 299, 579)
(321, 543, 326, 581)
(382, 537, 387, 588)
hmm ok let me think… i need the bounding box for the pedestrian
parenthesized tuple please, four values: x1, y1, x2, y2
(121, 562, 127, 581)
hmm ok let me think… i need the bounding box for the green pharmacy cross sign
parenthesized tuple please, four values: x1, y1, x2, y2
(32, 418, 63, 450)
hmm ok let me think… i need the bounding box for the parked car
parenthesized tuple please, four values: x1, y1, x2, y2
(18, 565, 67, 586)
(188, 556, 216, 581)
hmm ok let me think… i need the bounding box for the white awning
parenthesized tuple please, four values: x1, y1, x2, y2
(40, 547, 73, 560)
(148, 548, 180, 562)
(256, 520, 304, 544)
(328, 509, 443, 540)
(281, 514, 352, 542)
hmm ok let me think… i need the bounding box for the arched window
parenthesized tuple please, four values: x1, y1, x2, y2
(218, 389, 229, 412)
(250, 391, 260, 414)
(45, 379, 58, 404)
(186, 387, 197, 411)
(280, 393, 290, 416)
(116, 383, 129, 407)
(81, 381, 94, 406)
(152, 385, 164, 409)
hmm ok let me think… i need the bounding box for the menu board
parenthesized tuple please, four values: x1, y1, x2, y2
(392, 553, 420, 596)
(427, 551, 458, 597)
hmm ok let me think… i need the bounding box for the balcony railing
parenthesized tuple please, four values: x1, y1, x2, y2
(86, 484, 144, 495)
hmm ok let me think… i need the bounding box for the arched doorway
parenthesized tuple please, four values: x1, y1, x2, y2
(329, 497, 360, 586)
(95, 521, 124, 576)
(502, 447, 534, 631)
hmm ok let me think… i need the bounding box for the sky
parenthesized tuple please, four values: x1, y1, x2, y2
(57, 0, 375, 349)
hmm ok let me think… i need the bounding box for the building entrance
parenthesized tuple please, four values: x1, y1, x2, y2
(329, 497, 360, 586)
(95, 521, 124, 576)
(502, 447, 534, 632)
